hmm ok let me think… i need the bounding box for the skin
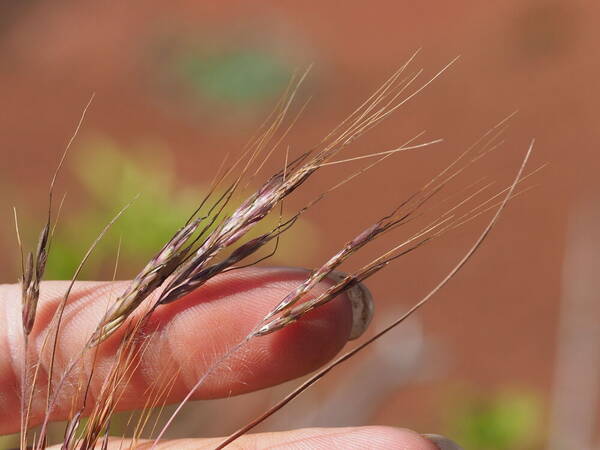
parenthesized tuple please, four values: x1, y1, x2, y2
(0, 266, 439, 449)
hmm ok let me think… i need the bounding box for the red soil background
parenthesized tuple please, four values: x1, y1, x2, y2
(0, 1, 598, 447)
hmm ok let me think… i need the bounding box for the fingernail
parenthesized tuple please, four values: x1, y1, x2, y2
(422, 434, 464, 450)
(327, 271, 374, 340)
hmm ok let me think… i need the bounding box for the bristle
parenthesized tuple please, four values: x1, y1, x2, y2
(15, 55, 542, 450)
(214, 141, 535, 450)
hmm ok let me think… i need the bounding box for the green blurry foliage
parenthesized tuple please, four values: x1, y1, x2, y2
(445, 389, 542, 450)
(43, 137, 318, 280)
(46, 138, 199, 279)
(174, 46, 292, 107)
(0, 137, 317, 448)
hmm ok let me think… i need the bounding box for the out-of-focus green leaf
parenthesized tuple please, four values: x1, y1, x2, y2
(445, 388, 542, 450)
(43, 137, 317, 280)
(175, 47, 291, 106)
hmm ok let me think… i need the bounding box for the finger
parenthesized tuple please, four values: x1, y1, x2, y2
(49, 427, 446, 450)
(0, 266, 373, 434)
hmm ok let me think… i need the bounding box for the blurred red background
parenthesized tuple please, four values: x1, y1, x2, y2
(0, 1, 598, 449)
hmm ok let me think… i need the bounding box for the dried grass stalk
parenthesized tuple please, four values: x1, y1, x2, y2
(13, 54, 540, 450)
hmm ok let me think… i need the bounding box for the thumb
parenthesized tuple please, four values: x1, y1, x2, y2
(51, 427, 447, 450)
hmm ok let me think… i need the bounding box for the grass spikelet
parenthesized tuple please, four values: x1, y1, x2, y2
(12, 53, 541, 450)
(214, 140, 535, 450)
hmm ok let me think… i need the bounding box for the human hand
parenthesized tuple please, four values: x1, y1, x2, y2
(1, 266, 461, 449)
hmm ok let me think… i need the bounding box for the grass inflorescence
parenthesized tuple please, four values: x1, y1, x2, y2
(11, 51, 538, 449)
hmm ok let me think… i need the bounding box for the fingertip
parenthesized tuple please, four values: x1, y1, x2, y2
(324, 426, 442, 450)
(422, 434, 465, 450)
(0, 266, 371, 431)
(94, 427, 445, 449)
(144, 266, 357, 398)
(203, 426, 442, 450)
